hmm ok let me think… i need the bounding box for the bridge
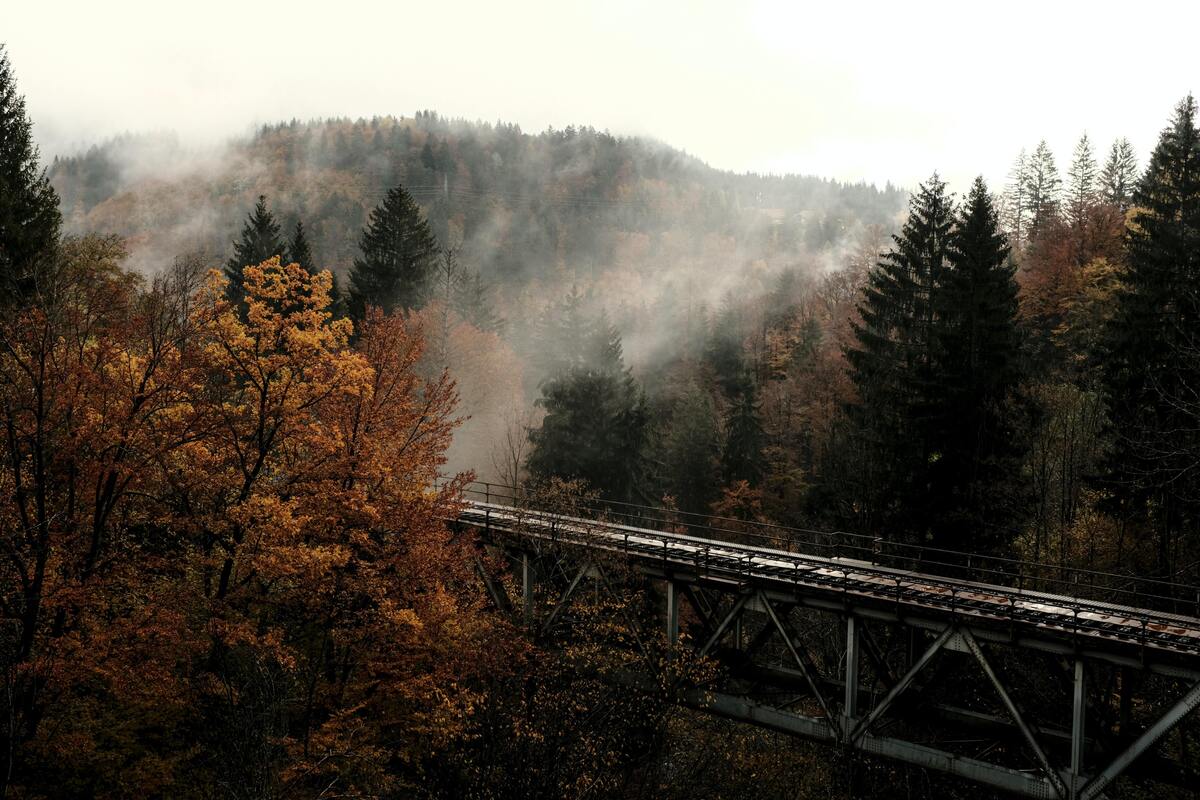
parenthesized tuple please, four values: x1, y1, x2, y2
(450, 482, 1200, 800)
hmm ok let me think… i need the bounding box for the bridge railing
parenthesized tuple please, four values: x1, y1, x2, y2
(450, 479, 1200, 618)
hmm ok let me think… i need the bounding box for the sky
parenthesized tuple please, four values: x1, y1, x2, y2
(6, 0, 1198, 193)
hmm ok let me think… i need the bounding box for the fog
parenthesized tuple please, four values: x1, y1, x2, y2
(9, 0, 1194, 191)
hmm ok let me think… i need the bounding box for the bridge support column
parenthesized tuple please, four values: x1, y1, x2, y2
(844, 615, 860, 728)
(521, 552, 536, 626)
(1070, 658, 1086, 799)
(666, 581, 680, 649)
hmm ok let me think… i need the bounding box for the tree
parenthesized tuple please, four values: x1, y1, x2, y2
(1002, 149, 1030, 249)
(0, 45, 60, 302)
(721, 385, 765, 487)
(1102, 95, 1200, 575)
(845, 174, 955, 542)
(1023, 140, 1062, 237)
(1065, 134, 1098, 227)
(660, 385, 721, 514)
(527, 295, 648, 502)
(454, 270, 505, 334)
(1100, 137, 1139, 211)
(288, 219, 314, 273)
(225, 195, 288, 301)
(933, 177, 1023, 552)
(348, 183, 440, 318)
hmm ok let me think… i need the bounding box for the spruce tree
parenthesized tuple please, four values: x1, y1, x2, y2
(933, 177, 1022, 552)
(226, 195, 288, 301)
(846, 174, 955, 542)
(348, 184, 439, 318)
(454, 271, 505, 334)
(527, 294, 648, 502)
(1022, 140, 1062, 237)
(288, 219, 314, 274)
(1066, 134, 1098, 227)
(0, 45, 61, 302)
(1100, 137, 1139, 211)
(1102, 95, 1200, 573)
(661, 386, 721, 514)
(721, 385, 765, 486)
(1002, 149, 1030, 249)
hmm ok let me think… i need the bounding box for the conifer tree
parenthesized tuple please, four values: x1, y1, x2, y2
(1102, 95, 1200, 573)
(226, 195, 288, 301)
(0, 45, 60, 302)
(1023, 140, 1062, 237)
(661, 386, 721, 513)
(1100, 137, 1139, 211)
(348, 184, 439, 318)
(288, 219, 314, 274)
(1066, 134, 1098, 227)
(454, 271, 505, 334)
(1002, 149, 1030, 250)
(933, 177, 1023, 552)
(846, 174, 955, 541)
(527, 294, 647, 502)
(721, 385, 765, 486)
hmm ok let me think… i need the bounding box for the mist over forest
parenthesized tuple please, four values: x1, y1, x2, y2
(4, 12, 1200, 798)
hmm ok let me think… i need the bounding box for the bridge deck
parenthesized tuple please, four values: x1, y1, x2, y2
(458, 500, 1200, 664)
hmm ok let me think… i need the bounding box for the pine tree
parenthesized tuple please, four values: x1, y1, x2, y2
(454, 271, 505, 334)
(226, 195, 288, 301)
(721, 385, 765, 486)
(289, 220, 315, 274)
(0, 45, 61, 302)
(348, 184, 439, 318)
(1023, 140, 1062, 237)
(1002, 149, 1030, 250)
(1065, 134, 1098, 227)
(661, 386, 721, 513)
(1100, 137, 1139, 211)
(527, 292, 648, 502)
(933, 177, 1023, 552)
(1102, 95, 1200, 574)
(846, 174, 955, 542)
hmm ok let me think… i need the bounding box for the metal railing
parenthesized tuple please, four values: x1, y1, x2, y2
(447, 479, 1200, 619)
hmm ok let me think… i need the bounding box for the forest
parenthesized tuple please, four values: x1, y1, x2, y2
(4, 35, 1200, 799)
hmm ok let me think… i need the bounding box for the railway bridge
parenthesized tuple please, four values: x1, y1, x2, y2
(451, 482, 1200, 799)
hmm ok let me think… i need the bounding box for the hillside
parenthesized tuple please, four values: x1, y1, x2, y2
(48, 113, 906, 289)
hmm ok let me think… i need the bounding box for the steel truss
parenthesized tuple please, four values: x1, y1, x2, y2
(461, 505, 1200, 799)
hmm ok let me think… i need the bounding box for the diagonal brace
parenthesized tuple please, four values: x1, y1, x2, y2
(540, 562, 590, 635)
(853, 625, 954, 744)
(760, 591, 839, 739)
(698, 592, 751, 656)
(962, 628, 1067, 800)
(1080, 677, 1200, 800)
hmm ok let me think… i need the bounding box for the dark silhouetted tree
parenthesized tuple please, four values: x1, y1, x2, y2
(0, 45, 60, 302)
(226, 195, 288, 301)
(348, 184, 439, 318)
(1100, 137, 1139, 211)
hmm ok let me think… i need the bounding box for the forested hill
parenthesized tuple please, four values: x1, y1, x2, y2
(46, 113, 906, 284)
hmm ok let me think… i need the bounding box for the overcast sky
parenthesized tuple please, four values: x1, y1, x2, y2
(6, 0, 1197, 193)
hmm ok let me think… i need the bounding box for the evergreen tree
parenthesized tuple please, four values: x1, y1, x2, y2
(348, 184, 439, 318)
(0, 45, 60, 302)
(1023, 140, 1063, 237)
(1102, 95, 1200, 574)
(1002, 149, 1030, 249)
(289, 220, 315, 274)
(1100, 137, 1139, 211)
(846, 174, 955, 542)
(660, 387, 721, 514)
(454, 271, 505, 334)
(1065, 133, 1098, 227)
(721, 385, 765, 487)
(933, 177, 1023, 552)
(527, 294, 648, 502)
(226, 195, 288, 301)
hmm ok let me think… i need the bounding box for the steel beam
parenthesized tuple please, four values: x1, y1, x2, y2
(698, 592, 750, 656)
(853, 625, 954, 744)
(521, 552, 536, 626)
(1080, 677, 1200, 800)
(666, 580, 680, 647)
(845, 615, 860, 726)
(1070, 659, 1086, 799)
(962, 628, 1067, 799)
(760, 592, 838, 737)
(540, 562, 590, 635)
